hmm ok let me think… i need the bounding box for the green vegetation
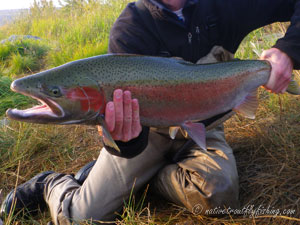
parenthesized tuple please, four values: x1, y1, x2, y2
(0, 39, 49, 76)
(0, 76, 34, 115)
(0, 0, 124, 68)
(0, 0, 300, 225)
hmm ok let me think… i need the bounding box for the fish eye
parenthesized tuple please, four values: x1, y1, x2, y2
(50, 86, 62, 97)
(52, 88, 59, 95)
(41, 84, 62, 97)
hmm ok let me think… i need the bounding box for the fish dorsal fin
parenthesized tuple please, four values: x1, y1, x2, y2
(286, 77, 300, 95)
(171, 56, 195, 66)
(97, 116, 121, 153)
(181, 122, 207, 151)
(169, 126, 180, 139)
(234, 89, 258, 119)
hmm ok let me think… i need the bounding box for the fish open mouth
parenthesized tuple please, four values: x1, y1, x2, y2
(6, 95, 65, 124)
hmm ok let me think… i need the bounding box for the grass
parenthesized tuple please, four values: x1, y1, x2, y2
(0, 0, 300, 224)
(0, 76, 34, 115)
(0, 39, 49, 77)
(0, 0, 125, 68)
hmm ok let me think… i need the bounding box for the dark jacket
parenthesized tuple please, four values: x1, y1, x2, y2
(105, 0, 300, 158)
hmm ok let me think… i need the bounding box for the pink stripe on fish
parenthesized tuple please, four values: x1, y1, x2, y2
(126, 75, 244, 124)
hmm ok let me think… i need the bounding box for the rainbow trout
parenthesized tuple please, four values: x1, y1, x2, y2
(6, 54, 300, 151)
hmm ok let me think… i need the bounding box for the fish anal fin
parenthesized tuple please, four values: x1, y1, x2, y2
(234, 89, 258, 119)
(181, 122, 207, 151)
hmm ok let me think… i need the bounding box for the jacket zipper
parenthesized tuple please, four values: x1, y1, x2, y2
(188, 32, 192, 44)
(196, 26, 200, 41)
(187, 32, 194, 60)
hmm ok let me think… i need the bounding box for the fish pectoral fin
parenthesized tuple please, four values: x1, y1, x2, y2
(97, 116, 121, 153)
(286, 77, 300, 95)
(234, 89, 258, 119)
(169, 126, 180, 139)
(181, 121, 207, 151)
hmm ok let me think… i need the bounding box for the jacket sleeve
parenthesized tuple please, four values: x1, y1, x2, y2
(108, 2, 160, 55)
(105, 3, 158, 158)
(103, 126, 150, 158)
(273, 0, 300, 68)
(218, 0, 300, 68)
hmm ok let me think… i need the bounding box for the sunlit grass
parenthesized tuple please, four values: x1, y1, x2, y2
(0, 39, 49, 77)
(0, 76, 34, 115)
(0, 0, 129, 70)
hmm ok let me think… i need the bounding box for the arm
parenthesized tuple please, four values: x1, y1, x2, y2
(101, 89, 150, 159)
(218, 0, 299, 93)
(219, 0, 300, 64)
(108, 2, 160, 55)
(260, 48, 293, 93)
(105, 90, 142, 142)
(261, 1, 300, 93)
(100, 89, 150, 159)
(272, 0, 300, 69)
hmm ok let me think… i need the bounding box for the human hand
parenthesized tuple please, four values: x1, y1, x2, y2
(98, 89, 142, 142)
(260, 48, 293, 93)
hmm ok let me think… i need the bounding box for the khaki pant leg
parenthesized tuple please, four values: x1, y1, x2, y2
(44, 131, 172, 225)
(153, 125, 239, 214)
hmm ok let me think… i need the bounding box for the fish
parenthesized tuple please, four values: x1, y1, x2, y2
(6, 54, 300, 152)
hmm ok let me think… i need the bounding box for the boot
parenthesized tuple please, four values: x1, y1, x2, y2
(0, 171, 54, 217)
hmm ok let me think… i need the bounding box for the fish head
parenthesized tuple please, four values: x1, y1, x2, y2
(6, 64, 106, 125)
